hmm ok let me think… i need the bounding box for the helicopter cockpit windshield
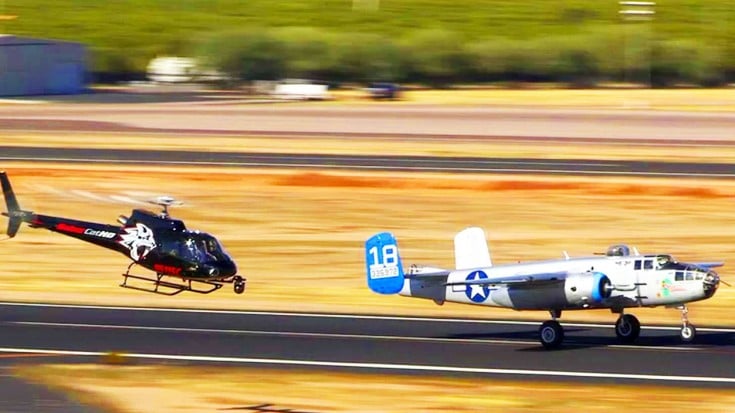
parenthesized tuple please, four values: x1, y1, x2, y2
(160, 231, 232, 264)
(187, 233, 231, 263)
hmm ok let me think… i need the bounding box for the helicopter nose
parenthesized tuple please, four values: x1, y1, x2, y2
(703, 270, 720, 298)
(218, 260, 237, 277)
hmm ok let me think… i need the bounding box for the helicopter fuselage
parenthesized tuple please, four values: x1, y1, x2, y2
(1, 171, 244, 295)
(25, 209, 238, 280)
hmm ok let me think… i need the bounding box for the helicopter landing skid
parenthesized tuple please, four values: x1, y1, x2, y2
(120, 272, 225, 296)
(120, 262, 246, 296)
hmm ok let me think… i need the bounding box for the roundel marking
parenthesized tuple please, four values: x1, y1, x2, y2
(465, 270, 490, 303)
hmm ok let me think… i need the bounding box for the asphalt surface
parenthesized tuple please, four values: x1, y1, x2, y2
(2, 105, 735, 141)
(1, 302, 734, 388)
(2, 146, 734, 178)
(2, 103, 734, 409)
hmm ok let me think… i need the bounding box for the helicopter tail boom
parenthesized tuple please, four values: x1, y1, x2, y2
(1, 171, 33, 238)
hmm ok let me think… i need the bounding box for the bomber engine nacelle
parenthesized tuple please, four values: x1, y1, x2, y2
(564, 272, 612, 307)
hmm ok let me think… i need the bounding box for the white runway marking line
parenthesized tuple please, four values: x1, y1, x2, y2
(2, 128, 735, 147)
(0, 347, 732, 384)
(1, 302, 733, 334)
(2, 157, 734, 178)
(3, 126, 735, 147)
(11, 321, 701, 351)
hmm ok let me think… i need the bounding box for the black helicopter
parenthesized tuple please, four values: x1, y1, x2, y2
(1, 171, 246, 295)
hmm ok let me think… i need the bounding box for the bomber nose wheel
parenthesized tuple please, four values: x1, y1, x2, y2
(233, 276, 246, 294)
(539, 320, 564, 349)
(678, 305, 696, 342)
(615, 314, 641, 344)
(680, 324, 696, 342)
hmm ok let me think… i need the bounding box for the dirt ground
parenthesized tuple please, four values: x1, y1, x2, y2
(1, 163, 734, 326)
(15, 364, 735, 413)
(334, 88, 735, 111)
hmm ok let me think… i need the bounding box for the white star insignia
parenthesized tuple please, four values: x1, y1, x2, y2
(469, 283, 487, 299)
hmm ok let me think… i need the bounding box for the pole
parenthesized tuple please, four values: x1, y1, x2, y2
(619, 1, 655, 88)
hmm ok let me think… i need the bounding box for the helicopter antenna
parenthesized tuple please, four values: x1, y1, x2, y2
(148, 196, 183, 218)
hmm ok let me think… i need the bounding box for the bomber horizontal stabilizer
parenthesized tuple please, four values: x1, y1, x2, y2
(405, 269, 451, 279)
(693, 261, 724, 269)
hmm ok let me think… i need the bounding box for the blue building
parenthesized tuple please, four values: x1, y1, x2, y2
(0, 35, 86, 96)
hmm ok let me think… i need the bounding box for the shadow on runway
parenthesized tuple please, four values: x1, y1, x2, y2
(443, 327, 735, 352)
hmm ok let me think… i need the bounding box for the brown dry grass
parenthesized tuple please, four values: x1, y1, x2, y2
(1, 163, 735, 326)
(328, 88, 735, 111)
(15, 364, 735, 413)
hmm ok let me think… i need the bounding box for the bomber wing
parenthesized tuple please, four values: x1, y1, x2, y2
(445, 271, 569, 287)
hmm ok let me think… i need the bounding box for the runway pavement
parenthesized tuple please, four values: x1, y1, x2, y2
(1, 302, 734, 388)
(1, 103, 734, 409)
(2, 105, 735, 141)
(2, 146, 734, 178)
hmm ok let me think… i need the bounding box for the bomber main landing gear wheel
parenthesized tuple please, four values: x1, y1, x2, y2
(539, 320, 564, 349)
(233, 276, 246, 294)
(615, 314, 640, 344)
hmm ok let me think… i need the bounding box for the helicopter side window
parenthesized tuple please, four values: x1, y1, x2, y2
(159, 232, 185, 259)
(643, 260, 653, 270)
(686, 272, 694, 281)
(675, 271, 684, 281)
(634, 260, 642, 270)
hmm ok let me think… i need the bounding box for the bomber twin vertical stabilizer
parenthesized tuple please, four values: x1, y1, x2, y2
(365, 232, 405, 294)
(454, 227, 492, 270)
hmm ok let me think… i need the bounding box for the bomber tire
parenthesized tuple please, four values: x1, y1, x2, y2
(539, 320, 564, 349)
(615, 314, 641, 344)
(680, 324, 696, 343)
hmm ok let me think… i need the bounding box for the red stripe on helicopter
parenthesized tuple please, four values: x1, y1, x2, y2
(56, 222, 85, 234)
(153, 264, 183, 276)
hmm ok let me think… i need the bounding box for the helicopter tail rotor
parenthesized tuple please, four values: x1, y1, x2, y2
(0, 172, 33, 238)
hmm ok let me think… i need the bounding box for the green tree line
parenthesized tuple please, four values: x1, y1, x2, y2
(194, 26, 732, 87)
(5, 1, 733, 86)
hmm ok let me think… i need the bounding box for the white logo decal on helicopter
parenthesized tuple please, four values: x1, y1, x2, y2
(118, 223, 157, 261)
(84, 229, 116, 239)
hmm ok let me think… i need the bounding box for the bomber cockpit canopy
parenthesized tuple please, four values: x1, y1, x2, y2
(606, 244, 631, 257)
(655, 254, 700, 271)
(656, 254, 675, 268)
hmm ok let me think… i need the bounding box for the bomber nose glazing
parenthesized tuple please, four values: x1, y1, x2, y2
(703, 270, 720, 298)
